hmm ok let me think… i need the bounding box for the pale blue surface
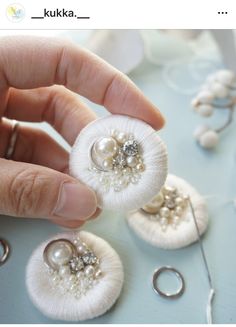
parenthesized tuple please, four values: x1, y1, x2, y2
(1, 36, 236, 324)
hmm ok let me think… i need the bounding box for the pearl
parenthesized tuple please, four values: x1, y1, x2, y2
(116, 132, 127, 144)
(84, 265, 95, 276)
(173, 215, 180, 224)
(142, 192, 164, 214)
(216, 69, 236, 86)
(76, 271, 84, 279)
(94, 137, 118, 159)
(197, 90, 214, 104)
(210, 81, 229, 98)
(191, 98, 199, 108)
(197, 104, 214, 117)
(136, 163, 145, 172)
(102, 158, 113, 171)
(45, 240, 74, 270)
(162, 186, 176, 196)
(59, 265, 71, 277)
(199, 130, 219, 149)
(175, 197, 184, 207)
(77, 244, 87, 254)
(160, 207, 170, 218)
(193, 124, 209, 141)
(160, 217, 168, 226)
(175, 206, 183, 216)
(126, 156, 138, 168)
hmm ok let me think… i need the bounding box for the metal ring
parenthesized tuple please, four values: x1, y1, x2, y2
(152, 266, 185, 299)
(0, 239, 10, 266)
(5, 120, 20, 159)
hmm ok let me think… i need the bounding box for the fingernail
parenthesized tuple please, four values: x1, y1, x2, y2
(53, 182, 97, 220)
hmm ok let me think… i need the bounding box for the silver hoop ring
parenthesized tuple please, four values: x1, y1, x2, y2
(5, 120, 20, 159)
(0, 239, 10, 266)
(152, 266, 185, 299)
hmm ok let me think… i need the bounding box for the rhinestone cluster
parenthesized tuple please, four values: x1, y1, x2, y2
(142, 186, 189, 231)
(90, 129, 145, 192)
(44, 235, 102, 299)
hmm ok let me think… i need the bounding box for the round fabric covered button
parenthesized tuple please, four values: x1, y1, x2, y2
(26, 231, 124, 321)
(69, 115, 168, 211)
(126, 174, 208, 249)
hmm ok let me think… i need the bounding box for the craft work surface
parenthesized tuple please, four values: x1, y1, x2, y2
(1, 49, 236, 325)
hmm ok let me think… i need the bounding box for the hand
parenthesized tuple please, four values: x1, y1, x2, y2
(0, 36, 165, 228)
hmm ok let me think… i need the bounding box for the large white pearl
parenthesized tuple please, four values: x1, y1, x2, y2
(199, 130, 219, 149)
(46, 241, 74, 269)
(142, 192, 164, 214)
(94, 137, 118, 159)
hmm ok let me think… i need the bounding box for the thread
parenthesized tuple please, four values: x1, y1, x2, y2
(188, 198, 215, 324)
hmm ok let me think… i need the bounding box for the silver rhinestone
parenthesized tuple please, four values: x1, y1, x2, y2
(122, 140, 139, 156)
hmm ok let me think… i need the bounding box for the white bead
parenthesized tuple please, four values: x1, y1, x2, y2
(197, 90, 214, 104)
(102, 158, 113, 171)
(136, 163, 145, 172)
(197, 104, 214, 117)
(175, 197, 184, 207)
(126, 156, 138, 168)
(142, 192, 164, 214)
(116, 132, 127, 144)
(59, 265, 71, 277)
(94, 137, 118, 159)
(160, 217, 168, 226)
(173, 215, 180, 224)
(193, 124, 209, 140)
(160, 207, 170, 218)
(77, 244, 87, 254)
(210, 81, 229, 98)
(216, 69, 236, 86)
(84, 265, 95, 276)
(46, 241, 74, 268)
(175, 206, 183, 216)
(191, 98, 199, 108)
(76, 271, 84, 279)
(199, 130, 219, 149)
(162, 186, 176, 195)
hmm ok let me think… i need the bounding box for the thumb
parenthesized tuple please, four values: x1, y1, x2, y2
(0, 159, 97, 220)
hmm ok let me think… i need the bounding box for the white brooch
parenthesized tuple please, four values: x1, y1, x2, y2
(126, 174, 208, 249)
(70, 115, 168, 211)
(26, 231, 124, 321)
(191, 69, 236, 149)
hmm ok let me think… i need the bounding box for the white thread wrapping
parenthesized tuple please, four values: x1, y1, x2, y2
(26, 231, 124, 322)
(126, 174, 209, 249)
(69, 115, 168, 211)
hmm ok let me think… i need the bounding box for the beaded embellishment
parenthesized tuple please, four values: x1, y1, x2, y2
(141, 186, 189, 231)
(89, 129, 145, 193)
(43, 235, 102, 299)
